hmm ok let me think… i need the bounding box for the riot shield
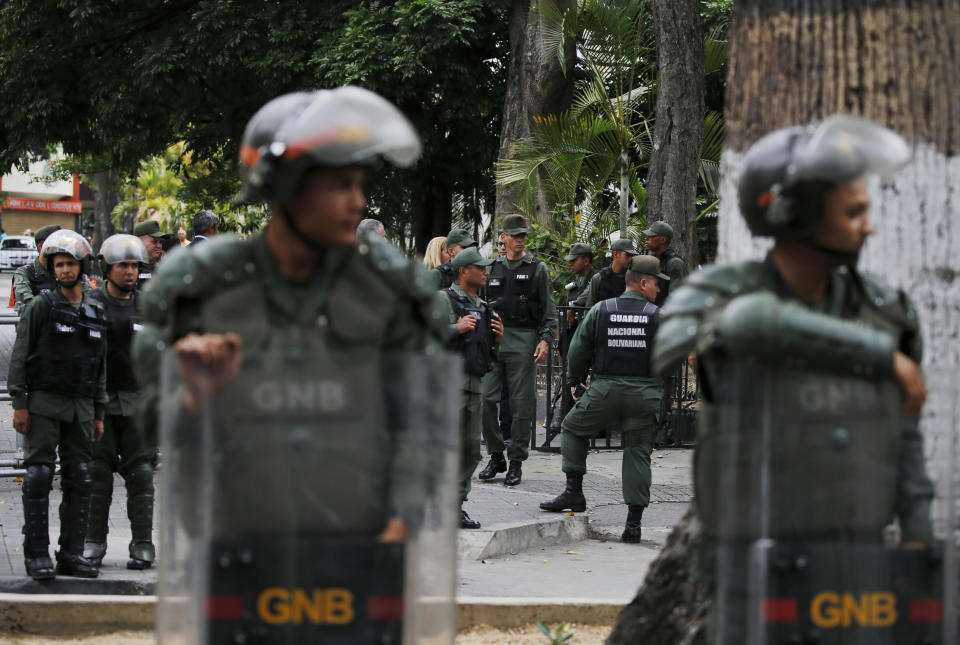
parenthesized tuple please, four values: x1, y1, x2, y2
(708, 360, 956, 645)
(155, 349, 461, 645)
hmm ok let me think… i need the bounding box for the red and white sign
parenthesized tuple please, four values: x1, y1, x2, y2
(2, 198, 82, 213)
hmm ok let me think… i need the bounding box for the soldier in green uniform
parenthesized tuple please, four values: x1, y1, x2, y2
(432, 228, 477, 290)
(477, 214, 557, 486)
(563, 242, 597, 328)
(132, 86, 448, 543)
(582, 238, 639, 307)
(83, 234, 157, 571)
(9, 229, 106, 579)
(444, 247, 503, 529)
(652, 115, 934, 643)
(541, 255, 668, 543)
(13, 224, 61, 313)
(132, 220, 166, 292)
(641, 220, 689, 306)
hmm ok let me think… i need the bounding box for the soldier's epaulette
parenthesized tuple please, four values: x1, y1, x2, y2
(660, 260, 766, 318)
(140, 235, 253, 326)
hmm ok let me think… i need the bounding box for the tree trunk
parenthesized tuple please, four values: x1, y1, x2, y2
(89, 168, 118, 255)
(645, 0, 704, 266)
(494, 0, 574, 228)
(609, 2, 960, 642)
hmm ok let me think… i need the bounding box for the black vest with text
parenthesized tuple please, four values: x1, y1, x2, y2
(444, 288, 496, 376)
(592, 296, 658, 378)
(26, 263, 57, 296)
(90, 289, 141, 392)
(596, 266, 626, 302)
(485, 256, 543, 329)
(27, 291, 106, 398)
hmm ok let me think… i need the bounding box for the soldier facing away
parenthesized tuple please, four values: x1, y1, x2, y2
(9, 230, 107, 580)
(653, 115, 935, 643)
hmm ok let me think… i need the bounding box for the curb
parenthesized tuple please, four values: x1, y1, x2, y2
(0, 593, 625, 635)
(458, 515, 589, 560)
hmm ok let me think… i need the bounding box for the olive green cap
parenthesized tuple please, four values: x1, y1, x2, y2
(133, 220, 166, 238)
(451, 246, 494, 269)
(642, 221, 674, 238)
(628, 255, 669, 280)
(611, 238, 640, 255)
(446, 228, 477, 249)
(502, 214, 529, 236)
(564, 243, 594, 261)
(34, 225, 62, 245)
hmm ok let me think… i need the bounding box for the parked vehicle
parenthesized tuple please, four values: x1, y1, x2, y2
(0, 235, 38, 270)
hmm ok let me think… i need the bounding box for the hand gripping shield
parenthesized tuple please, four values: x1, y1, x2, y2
(155, 348, 461, 645)
(706, 361, 956, 645)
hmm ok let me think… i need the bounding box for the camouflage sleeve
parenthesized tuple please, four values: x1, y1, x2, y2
(13, 265, 33, 308)
(584, 272, 601, 308)
(668, 256, 690, 289)
(536, 261, 557, 341)
(566, 303, 599, 381)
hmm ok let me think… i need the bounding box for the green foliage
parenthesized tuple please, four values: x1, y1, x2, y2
(537, 621, 576, 645)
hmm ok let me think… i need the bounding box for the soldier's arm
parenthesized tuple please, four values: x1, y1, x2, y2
(13, 266, 33, 306)
(94, 335, 107, 422)
(8, 295, 48, 409)
(535, 262, 558, 342)
(566, 304, 598, 381)
(896, 415, 934, 544)
(583, 272, 601, 308)
(670, 257, 690, 288)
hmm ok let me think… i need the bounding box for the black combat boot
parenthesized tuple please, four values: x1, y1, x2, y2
(539, 473, 586, 512)
(460, 508, 481, 530)
(125, 462, 156, 570)
(621, 505, 644, 543)
(22, 464, 55, 580)
(56, 463, 99, 578)
(477, 453, 507, 480)
(504, 460, 522, 487)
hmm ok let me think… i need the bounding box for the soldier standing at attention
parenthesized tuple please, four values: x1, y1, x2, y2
(13, 224, 61, 313)
(444, 247, 503, 529)
(83, 234, 157, 571)
(9, 230, 107, 579)
(583, 238, 640, 307)
(652, 116, 933, 642)
(641, 220, 689, 306)
(541, 255, 668, 543)
(133, 220, 166, 292)
(132, 86, 448, 544)
(432, 228, 477, 290)
(477, 214, 557, 486)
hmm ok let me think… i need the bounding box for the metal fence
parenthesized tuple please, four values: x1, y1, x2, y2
(531, 305, 699, 453)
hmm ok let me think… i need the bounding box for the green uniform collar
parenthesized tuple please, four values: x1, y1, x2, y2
(98, 283, 135, 306)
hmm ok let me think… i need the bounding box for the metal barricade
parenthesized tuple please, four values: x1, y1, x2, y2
(532, 305, 699, 452)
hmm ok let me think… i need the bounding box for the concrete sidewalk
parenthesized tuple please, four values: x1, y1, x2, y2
(0, 271, 694, 632)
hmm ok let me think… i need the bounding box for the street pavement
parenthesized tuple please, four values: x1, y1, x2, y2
(0, 270, 693, 619)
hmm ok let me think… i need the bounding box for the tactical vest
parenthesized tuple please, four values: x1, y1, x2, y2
(654, 249, 684, 307)
(596, 266, 626, 302)
(444, 288, 495, 376)
(435, 263, 454, 290)
(26, 291, 106, 398)
(26, 263, 57, 296)
(90, 289, 141, 392)
(135, 263, 154, 293)
(485, 257, 543, 328)
(592, 297, 658, 377)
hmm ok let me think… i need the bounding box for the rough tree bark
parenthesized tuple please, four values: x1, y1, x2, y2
(645, 0, 704, 267)
(494, 0, 574, 228)
(89, 168, 118, 255)
(608, 2, 960, 643)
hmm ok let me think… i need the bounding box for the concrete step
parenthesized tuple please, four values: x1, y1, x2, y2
(457, 515, 588, 560)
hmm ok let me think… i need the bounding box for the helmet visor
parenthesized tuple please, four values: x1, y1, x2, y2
(792, 114, 911, 185)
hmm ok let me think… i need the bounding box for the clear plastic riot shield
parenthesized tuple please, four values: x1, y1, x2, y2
(708, 360, 956, 645)
(155, 349, 461, 645)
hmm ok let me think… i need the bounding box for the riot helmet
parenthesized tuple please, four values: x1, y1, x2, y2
(738, 114, 910, 240)
(239, 86, 421, 205)
(41, 230, 93, 287)
(99, 234, 148, 293)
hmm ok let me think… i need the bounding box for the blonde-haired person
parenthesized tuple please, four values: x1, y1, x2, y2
(423, 236, 448, 270)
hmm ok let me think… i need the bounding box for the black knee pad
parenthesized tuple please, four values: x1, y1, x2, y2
(88, 459, 113, 485)
(60, 462, 93, 491)
(23, 464, 54, 496)
(122, 461, 155, 491)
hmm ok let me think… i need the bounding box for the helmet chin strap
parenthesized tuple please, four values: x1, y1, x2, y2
(280, 206, 330, 253)
(106, 276, 135, 293)
(803, 239, 861, 265)
(57, 277, 81, 288)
